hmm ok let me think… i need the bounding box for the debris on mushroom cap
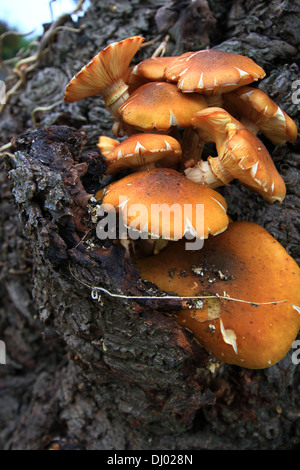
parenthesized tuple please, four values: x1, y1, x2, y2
(118, 82, 208, 132)
(134, 221, 300, 369)
(97, 136, 120, 157)
(103, 133, 182, 174)
(164, 49, 266, 95)
(223, 86, 298, 145)
(131, 56, 176, 82)
(64, 36, 144, 114)
(188, 107, 286, 203)
(100, 168, 229, 240)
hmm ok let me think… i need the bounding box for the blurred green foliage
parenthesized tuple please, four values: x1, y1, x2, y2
(0, 21, 32, 60)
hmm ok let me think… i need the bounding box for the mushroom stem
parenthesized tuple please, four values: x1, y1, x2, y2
(106, 84, 130, 119)
(119, 237, 168, 259)
(106, 85, 131, 137)
(112, 121, 137, 138)
(239, 117, 259, 136)
(137, 162, 156, 171)
(184, 158, 232, 188)
(206, 95, 224, 108)
(207, 155, 233, 185)
(180, 128, 205, 171)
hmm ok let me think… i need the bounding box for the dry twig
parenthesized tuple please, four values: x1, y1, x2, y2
(0, 0, 86, 113)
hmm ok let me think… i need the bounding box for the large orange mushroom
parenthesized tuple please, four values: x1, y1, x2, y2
(164, 49, 266, 95)
(118, 82, 208, 133)
(135, 221, 300, 369)
(99, 168, 229, 242)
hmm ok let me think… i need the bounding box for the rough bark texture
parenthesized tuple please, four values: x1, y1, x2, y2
(1, 0, 300, 450)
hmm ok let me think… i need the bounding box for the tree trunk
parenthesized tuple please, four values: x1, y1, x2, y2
(1, 0, 300, 450)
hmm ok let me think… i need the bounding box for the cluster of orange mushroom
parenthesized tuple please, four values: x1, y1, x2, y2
(64, 36, 300, 370)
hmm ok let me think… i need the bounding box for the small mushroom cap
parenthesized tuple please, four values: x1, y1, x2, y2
(101, 168, 229, 240)
(124, 67, 150, 94)
(131, 56, 176, 81)
(219, 128, 286, 202)
(119, 82, 208, 132)
(192, 107, 286, 203)
(135, 221, 300, 369)
(124, 57, 176, 95)
(64, 36, 144, 105)
(164, 49, 266, 95)
(223, 86, 298, 145)
(97, 136, 120, 157)
(103, 134, 182, 174)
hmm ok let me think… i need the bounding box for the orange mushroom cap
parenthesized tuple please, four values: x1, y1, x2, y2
(118, 82, 208, 132)
(190, 107, 286, 203)
(124, 57, 177, 95)
(135, 221, 300, 369)
(64, 36, 144, 108)
(100, 168, 229, 240)
(131, 56, 176, 82)
(223, 86, 298, 145)
(97, 136, 120, 157)
(124, 66, 150, 95)
(103, 134, 182, 174)
(164, 49, 266, 95)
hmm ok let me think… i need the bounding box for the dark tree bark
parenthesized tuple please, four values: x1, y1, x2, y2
(1, 0, 300, 450)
